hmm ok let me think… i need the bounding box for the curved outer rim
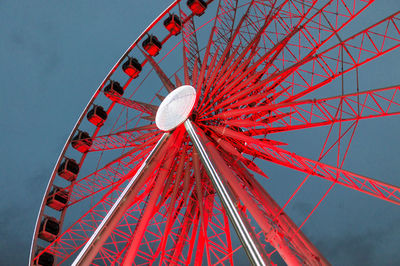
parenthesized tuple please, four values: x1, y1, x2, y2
(29, 1, 181, 263)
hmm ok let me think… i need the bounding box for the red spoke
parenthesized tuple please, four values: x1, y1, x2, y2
(243, 86, 400, 135)
(104, 93, 158, 115)
(246, 142, 400, 205)
(89, 126, 161, 152)
(279, 11, 400, 102)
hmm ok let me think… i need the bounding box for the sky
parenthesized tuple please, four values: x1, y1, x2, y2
(1, 1, 400, 265)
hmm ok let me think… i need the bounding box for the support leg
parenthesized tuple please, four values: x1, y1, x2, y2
(185, 120, 271, 266)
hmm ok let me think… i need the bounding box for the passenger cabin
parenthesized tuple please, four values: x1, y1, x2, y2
(164, 14, 182, 35)
(46, 186, 69, 211)
(104, 80, 124, 99)
(187, 0, 207, 16)
(142, 35, 162, 56)
(122, 57, 142, 78)
(38, 217, 60, 242)
(58, 158, 79, 182)
(71, 131, 93, 153)
(33, 247, 54, 266)
(87, 105, 108, 127)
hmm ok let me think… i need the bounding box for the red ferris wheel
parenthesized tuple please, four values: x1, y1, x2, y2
(31, 0, 400, 265)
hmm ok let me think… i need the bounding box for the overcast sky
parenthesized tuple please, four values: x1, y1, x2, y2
(1, 1, 400, 265)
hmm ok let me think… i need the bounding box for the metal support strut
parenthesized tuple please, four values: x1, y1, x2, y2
(72, 133, 170, 266)
(185, 120, 271, 266)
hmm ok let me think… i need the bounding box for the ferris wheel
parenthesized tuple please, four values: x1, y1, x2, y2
(30, 0, 400, 265)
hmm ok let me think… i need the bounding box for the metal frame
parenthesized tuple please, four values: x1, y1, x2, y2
(31, 0, 400, 265)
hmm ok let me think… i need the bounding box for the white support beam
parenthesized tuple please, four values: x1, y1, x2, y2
(185, 120, 271, 266)
(72, 133, 170, 266)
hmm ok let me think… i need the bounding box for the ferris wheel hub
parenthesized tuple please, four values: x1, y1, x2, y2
(155, 85, 197, 131)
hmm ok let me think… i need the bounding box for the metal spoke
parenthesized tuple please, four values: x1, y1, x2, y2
(140, 48, 176, 93)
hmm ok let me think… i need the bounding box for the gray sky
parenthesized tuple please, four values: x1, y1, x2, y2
(1, 1, 400, 265)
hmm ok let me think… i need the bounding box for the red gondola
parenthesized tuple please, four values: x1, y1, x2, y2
(38, 217, 60, 242)
(142, 35, 162, 56)
(122, 57, 142, 78)
(33, 247, 54, 266)
(46, 186, 69, 211)
(187, 0, 207, 16)
(87, 105, 108, 127)
(57, 158, 79, 182)
(104, 80, 124, 100)
(71, 131, 92, 153)
(164, 14, 182, 35)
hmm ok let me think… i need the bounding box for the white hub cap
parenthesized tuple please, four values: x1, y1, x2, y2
(155, 85, 197, 131)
